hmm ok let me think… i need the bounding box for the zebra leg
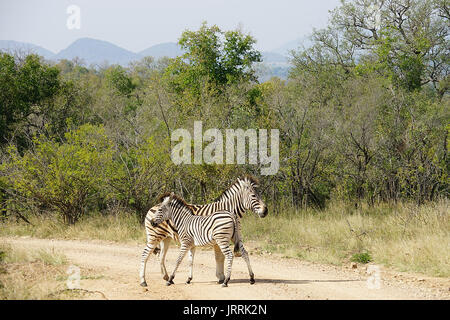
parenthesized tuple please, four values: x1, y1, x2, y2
(159, 238, 171, 281)
(213, 244, 225, 284)
(139, 242, 157, 287)
(216, 240, 233, 288)
(237, 242, 255, 284)
(186, 247, 196, 284)
(167, 243, 190, 286)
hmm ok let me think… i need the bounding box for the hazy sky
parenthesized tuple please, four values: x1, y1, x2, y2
(0, 0, 341, 53)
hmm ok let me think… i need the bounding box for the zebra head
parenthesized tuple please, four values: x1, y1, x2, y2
(239, 176, 268, 218)
(151, 193, 173, 227)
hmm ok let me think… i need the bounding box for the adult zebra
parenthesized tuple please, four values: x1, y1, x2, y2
(152, 193, 238, 287)
(139, 175, 267, 287)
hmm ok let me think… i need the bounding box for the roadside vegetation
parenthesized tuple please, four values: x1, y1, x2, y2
(2, 199, 448, 278)
(0, 242, 109, 299)
(0, 243, 69, 299)
(243, 199, 449, 277)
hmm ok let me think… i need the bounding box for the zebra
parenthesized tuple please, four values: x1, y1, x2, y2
(139, 175, 267, 287)
(151, 192, 238, 287)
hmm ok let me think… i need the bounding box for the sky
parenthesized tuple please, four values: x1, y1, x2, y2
(0, 0, 341, 53)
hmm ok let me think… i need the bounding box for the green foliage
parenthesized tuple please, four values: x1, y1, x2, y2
(351, 252, 372, 264)
(0, 4, 448, 224)
(4, 124, 113, 224)
(368, 28, 427, 91)
(286, 0, 449, 206)
(329, 0, 448, 93)
(165, 22, 261, 97)
(104, 66, 136, 96)
(0, 53, 60, 148)
(105, 137, 174, 222)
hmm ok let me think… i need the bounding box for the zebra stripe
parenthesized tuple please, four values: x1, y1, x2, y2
(153, 193, 238, 287)
(139, 176, 267, 287)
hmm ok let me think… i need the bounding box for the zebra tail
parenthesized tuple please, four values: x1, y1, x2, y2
(231, 213, 240, 252)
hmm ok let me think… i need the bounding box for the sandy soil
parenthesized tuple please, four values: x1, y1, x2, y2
(2, 236, 449, 300)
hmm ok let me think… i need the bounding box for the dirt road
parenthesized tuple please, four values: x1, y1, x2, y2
(2, 237, 448, 300)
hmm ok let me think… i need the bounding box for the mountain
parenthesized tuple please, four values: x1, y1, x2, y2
(271, 36, 312, 56)
(1, 36, 311, 67)
(255, 36, 316, 81)
(139, 42, 183, 59)
(0, 38, 296, 80)
(53, 39, 184, 66)
(54, 38, 140, 66)
(0, 40, 55, 59)
(261, 51, 289, 64)
(257, 51, 291, 81)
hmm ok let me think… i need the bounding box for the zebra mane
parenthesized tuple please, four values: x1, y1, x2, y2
(157, 192, 194, 213)
(214, 175, 260, 202)
(243, 174, 260, 187)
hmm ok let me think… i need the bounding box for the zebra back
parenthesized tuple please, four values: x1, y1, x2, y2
(144, 175, 265, 243)
(156, 196, 237, 247)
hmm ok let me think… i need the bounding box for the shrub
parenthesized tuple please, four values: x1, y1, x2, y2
(351, 251, 372, 264)
(104, 137, 174, 222)
(4, 123, 113, 224)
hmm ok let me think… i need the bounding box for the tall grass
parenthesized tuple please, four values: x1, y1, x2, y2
(242, 199, 450, 277)
(1, 200, 448, 277)
(0, 212, 146, 244)
(0, 244, 69, 299)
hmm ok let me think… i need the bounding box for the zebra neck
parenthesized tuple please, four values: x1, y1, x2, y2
(170, 205, 194, 233)
(215, 192, 246, 218)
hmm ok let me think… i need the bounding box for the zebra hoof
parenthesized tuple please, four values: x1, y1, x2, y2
(250, 278, 255, 285)
(163, 275, 169, 281)
(217, 279, 224, 284)
(166, 280, 174, 286)
(140, 281, 147, 287)
(186, 277, 192, 284)
(221, 283, 228, 288)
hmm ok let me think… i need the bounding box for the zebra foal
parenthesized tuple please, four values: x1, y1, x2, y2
(151, 192, 238, 287)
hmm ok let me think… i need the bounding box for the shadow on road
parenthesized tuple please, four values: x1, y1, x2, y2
(193, 278, 362, 285)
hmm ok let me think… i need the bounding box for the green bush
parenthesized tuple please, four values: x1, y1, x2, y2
(4, 123, 113, 224)
(104, 136, 174, 222)
(351, 252, 372, 264)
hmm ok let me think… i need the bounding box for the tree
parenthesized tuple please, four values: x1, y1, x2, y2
(311, 0, 449, 94)
(288, 0, 449, 205)
(104, 136, 174, 223)
(4, 124, 113, 224)
(0, 53, 60, 149)
(165, 22, 262, 96)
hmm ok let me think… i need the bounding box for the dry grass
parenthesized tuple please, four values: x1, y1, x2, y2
(1, 200, 448, 278)
(0, 244, 71, 299)
(0, 243, 106, 300)
(0, 212, 146, 244)
(242, 199, 450, 277)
